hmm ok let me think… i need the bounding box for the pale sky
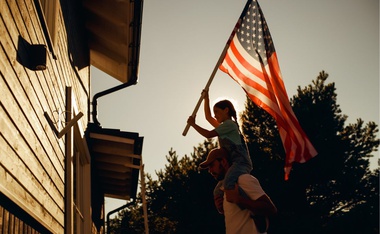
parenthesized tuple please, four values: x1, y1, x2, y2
(91, 0, 379, 214)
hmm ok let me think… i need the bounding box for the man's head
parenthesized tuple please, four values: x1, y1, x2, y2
(199, 148, 230, 181)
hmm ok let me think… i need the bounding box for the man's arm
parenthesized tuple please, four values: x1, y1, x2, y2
(225, 184, 277, 217)
(214, 195, 224, 214)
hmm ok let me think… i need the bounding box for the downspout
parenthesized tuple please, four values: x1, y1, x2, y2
(91, 0, 143, 127)
(106, 200, 136, 234)
(92, 77, 137, 127)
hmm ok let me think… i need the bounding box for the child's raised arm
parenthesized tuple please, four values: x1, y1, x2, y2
(203, 90, 219, 128)
(187, 115, 218, 139)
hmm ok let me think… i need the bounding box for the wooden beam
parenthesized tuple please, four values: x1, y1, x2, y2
(82, 0, 132, 26)
(92, 144, 139, 158)
(85, 21, 130, 47)
(95, 163, 138, 173)
(89, 133, 135, 144)
(89, 48, 129, 83)
(95, 153, 141, 164)
(64, 87, 73, 234)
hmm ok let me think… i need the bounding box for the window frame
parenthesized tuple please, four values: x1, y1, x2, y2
(34, 0, 58, 59)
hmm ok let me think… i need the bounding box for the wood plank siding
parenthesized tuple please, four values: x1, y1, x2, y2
(1, 0, 90, 233)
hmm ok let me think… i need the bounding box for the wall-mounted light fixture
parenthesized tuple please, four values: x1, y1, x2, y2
(30, 44, 47, 70)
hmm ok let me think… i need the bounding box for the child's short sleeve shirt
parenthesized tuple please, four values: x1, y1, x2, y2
(215, 119, 242, 145)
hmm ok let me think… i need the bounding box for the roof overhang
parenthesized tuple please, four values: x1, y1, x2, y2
(86, 124, 143, 200)
(83, 0, 143, 83)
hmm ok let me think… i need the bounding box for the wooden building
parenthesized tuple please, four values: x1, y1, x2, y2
(0, 0, 144, 233)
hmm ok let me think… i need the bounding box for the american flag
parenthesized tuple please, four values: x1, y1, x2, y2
(219, 0, 317, 180)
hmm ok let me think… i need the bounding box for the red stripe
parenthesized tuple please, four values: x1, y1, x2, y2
(223, 41, 279, 111)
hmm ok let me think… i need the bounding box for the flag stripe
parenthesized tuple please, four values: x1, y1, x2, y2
(221, 37, 282, 117)
(219, 0, 317, 180)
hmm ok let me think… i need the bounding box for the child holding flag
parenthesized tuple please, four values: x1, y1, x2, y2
(187, 90, 253, 213)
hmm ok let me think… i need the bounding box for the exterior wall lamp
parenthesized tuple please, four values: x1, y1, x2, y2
(30, 44, 47, 70)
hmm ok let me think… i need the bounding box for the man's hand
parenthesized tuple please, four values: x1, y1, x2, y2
(225, 183, 278, 217)
(214, 195, 224, 214)
(224, 184, 240, 204)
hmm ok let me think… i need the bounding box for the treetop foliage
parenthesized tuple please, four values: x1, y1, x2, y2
(108, 71, 379, 234)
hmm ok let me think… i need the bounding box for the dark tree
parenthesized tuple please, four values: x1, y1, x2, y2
(109, 71, 379, 234)
(241, 71, 379, 234)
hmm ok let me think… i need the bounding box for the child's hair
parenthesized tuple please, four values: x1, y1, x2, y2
(214, 99, 247, 144)
(214, 100, 237, 122)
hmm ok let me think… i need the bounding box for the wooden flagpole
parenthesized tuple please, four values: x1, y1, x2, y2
(182, 0, 251, 136)
(182, 43, 230, 136)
